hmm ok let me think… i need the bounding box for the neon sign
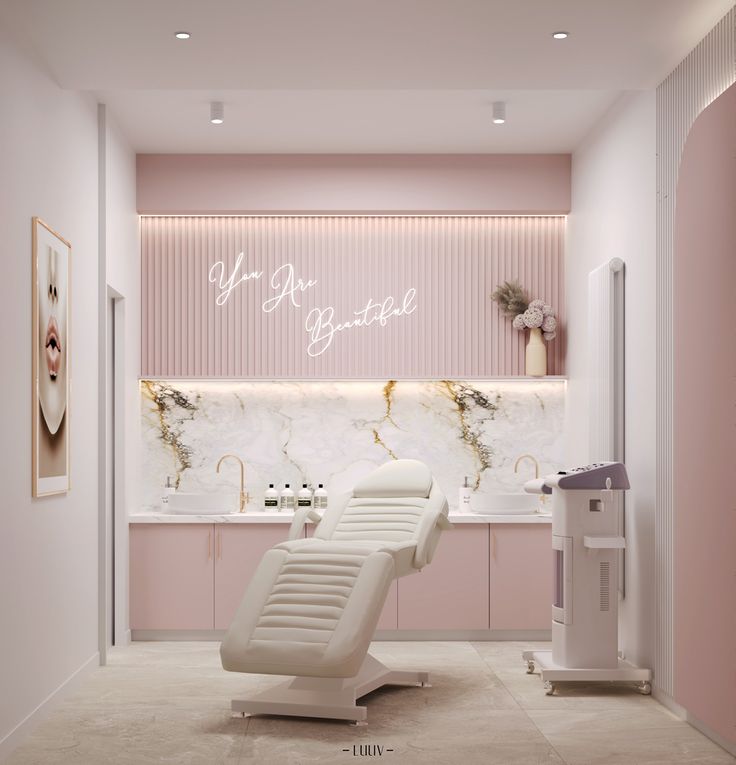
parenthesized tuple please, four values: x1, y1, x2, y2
(208, 253, 417, 357)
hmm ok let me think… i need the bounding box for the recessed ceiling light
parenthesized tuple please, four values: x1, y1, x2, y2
(552, 31, 569, 39)
(175, 31, 191, 40)
(210, 101, 224, 125)
(492, 101, 506, 125)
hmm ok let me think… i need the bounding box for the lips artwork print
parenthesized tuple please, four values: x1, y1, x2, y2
(32, 218, 70, 496)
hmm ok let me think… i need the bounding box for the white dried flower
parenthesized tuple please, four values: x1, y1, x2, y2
(543, 331, 557, 341)
(529, 299, 545, 310)
(542, 304, 554, 317)
(512, 314, 526, 330)
(542, 315, 557, 332)
(523, 308, 544, 328)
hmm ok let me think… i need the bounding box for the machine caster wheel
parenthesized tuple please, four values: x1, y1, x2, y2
(544, 681, 556, 696)
(637, 681, 652, 696)
(526, 661, 535, 674)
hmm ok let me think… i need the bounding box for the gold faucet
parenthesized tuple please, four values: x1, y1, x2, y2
(216, 454, 249, 512)
(514, 454, 545, 506)
(514, 453, 540, 479)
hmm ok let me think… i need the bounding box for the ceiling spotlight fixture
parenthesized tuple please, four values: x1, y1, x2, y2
(492, 101, 506, 125)
(174, 31, 191, 39)
(210, 101, 224, 125)
(552, 31, 569, 39)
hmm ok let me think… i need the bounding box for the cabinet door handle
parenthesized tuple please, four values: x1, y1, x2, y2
(207, 530, 212, 561)
(491, 530, 496, 561)
(216, 531, 222, 560)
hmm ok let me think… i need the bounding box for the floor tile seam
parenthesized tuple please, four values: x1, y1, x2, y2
(467, 641, 526, 714)
(528, 718, 707, 737)
(520, 701, 574, 765)
(234, 714, 250, 763)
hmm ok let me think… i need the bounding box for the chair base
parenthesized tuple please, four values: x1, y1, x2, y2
(231, 653, 430, 723)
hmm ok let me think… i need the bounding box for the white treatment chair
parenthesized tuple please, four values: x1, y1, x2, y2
(220, 459, 451, 723)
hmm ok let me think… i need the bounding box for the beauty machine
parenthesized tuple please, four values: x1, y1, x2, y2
(522, 462, 652, 695)
(220, 459, 451, 724)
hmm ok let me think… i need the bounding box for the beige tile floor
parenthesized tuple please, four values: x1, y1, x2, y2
(4, 641, 734, 765)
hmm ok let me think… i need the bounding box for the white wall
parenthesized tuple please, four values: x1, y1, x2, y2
(566, 91, 657, 671)
(103, 114, 140, 645)
(0, 26, 139, 755)
(0, 31, 100, 754)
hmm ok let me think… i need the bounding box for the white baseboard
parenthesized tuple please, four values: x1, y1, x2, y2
(132, 630, 225, 641)
(374, 629, 552, 641)
(686, 712, 736, 757)
(132, 629, 551, 643)
(652, 688, 687, 718)
(0, 652, 99, 762)
(652, 689, 736, 757)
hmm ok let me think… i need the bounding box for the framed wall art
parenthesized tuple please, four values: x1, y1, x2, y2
(32, 217, 70, 496)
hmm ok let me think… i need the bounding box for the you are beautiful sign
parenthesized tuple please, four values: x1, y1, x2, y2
(208, 253, 418, 357)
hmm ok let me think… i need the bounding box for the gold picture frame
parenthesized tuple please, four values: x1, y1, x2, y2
(32, 217, 71, 497)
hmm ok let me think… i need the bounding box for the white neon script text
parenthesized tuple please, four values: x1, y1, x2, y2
(208, 253, 263, 306)
(208, 254, 418, 356)
(305, 289, 417, 357)
(261, 263, 318, 313)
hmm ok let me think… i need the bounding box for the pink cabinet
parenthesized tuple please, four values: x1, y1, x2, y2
(130, 523, 291, 632)
(214, 524, 291, 629)
(397, 524, 489, 630)
(129, 521, 552, 635)
(489, 525, 551, 630)
(130, 524, 214, 630)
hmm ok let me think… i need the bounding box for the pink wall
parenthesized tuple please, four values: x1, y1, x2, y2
(673, 83, 736, 745)
(136, 154, 570, 215)
(141, 215, 565, 378)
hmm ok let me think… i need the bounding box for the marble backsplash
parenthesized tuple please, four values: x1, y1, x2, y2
(140, 380, 565, 512)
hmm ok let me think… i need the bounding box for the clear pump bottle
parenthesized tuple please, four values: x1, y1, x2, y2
(458, 476, 472, 511)
(162, 475, 175, 507)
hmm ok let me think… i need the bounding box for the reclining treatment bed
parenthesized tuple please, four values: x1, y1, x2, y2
(220, 459, 451, 723)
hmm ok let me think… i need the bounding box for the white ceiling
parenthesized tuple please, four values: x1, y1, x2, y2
(3, 0, 733, 152)
(101, 89, 617, 154)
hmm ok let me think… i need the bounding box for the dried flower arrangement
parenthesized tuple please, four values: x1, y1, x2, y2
(491, 280, 557, 340)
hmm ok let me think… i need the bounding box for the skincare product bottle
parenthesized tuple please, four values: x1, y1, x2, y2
(459, 476, 472, 511)
(297, 483, 313, 508)
(162, 475, 175, 507)
(264, 484, 279, 512)
(313, 483, 328, 510)
(279, 483, 295, 512)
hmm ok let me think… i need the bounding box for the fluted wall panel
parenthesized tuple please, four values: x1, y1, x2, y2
(141, 216, 565, 378)
(655, 8, 735, 698)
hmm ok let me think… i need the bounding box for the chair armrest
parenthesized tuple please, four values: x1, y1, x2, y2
(413, 486, 453, 569)
(287, 508, 323, 541)
(435, 514, 453, 530)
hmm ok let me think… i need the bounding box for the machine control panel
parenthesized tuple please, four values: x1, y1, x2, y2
(543, 461, 630, 491)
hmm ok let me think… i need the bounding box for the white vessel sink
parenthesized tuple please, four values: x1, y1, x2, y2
(167, 492, 239, 515)
(470, 492, 539, 515)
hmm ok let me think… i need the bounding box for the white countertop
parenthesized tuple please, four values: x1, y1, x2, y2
(129, 511, 551, 525)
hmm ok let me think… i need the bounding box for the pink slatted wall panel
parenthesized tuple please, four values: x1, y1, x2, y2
(141, 216, 565, 378)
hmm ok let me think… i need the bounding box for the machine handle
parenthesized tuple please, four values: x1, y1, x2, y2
(583, 535, 625, 549)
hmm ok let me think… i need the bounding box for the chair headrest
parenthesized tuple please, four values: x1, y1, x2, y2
(353, 459, 433, 499)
